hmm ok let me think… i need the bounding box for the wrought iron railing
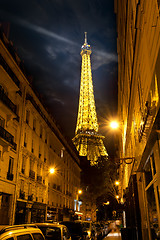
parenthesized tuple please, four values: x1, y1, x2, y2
(0, 125, 17, 150)
(0, 86, 17, 114)
(0, 54, 20, 87)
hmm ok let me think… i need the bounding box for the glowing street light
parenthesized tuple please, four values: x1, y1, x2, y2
(115, 181, 120, 186)
(49, 167, 55, 174)
(78, 189, 82, 194)
(110, 121, 119, 129)
(116, 195, 119, 199)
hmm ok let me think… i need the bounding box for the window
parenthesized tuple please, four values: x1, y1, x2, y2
(63, 227, 71, 239)
(0, 116, 5, 128)
(8, 157, 14, 174)
(24, 132, 27, 147)
(17, 234, 32, 240)
(32, 233, 45, 240)
(20, 179, 24, 191)
(61, 149, 64, 158)
(39, 227, 61, 240)
(33, 119, 36, 131)
(26, 110, 30, 124)
(39, 146, 41, 158)
(45, 131, 47, 143)
(6, 237, 14, 240)
(32, 140, 34, 153)
(40, 125, 43, 138)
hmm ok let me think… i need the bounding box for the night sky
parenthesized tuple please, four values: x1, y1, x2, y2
(0, 0, 118, 157)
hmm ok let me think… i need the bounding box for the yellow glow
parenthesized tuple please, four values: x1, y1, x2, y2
(110, 121, 119, 129)
(104, 201, 110, 205)
(72, 36, 108, 165)
(49, 168, 55, 174)
(116, 195, 119, 199)
(78, 189, 82, 194)
(87, 231, 91, 237)
(115, 181, 120, 186)
(120, 198, 124, 203)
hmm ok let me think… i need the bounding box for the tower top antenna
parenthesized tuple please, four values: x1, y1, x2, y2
(84, 32, 87, 44)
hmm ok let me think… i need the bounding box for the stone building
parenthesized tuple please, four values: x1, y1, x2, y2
(0, 26, 81, 225)
(115, 0, 160, 239)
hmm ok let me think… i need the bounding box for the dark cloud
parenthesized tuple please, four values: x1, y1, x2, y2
(0, 0, 118, 156)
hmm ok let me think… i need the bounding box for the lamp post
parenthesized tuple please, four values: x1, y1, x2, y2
(46, 167, 55, 221)
(74, 189, 83, 220)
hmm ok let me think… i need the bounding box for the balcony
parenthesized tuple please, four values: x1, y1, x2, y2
(0, 54, 20, 91)
(37, 175, 42, 183)
(7, 172, 13, 181)
(0, 125, 17, 150)
(29, 170, 35, 179)
(0, 87, 18, 117)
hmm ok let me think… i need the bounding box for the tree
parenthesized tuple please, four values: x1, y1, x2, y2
(80, 156, 119, 207)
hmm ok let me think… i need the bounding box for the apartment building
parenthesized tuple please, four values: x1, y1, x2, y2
(115, 0, 160, 239)
(0, 26, 81, 225)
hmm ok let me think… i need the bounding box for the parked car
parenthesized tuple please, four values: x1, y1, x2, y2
(81, 221, 97, 240)
(0, 224, 45, 240)
(34, 223, 71, 240)
(60, 221, 89, 240)
(94, 223, 103, 239)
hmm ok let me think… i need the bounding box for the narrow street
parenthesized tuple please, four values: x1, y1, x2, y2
(104, 229, 121, 240)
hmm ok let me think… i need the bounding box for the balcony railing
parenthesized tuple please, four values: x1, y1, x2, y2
(0, 54, 20, 87)
(0, 87, 17, 115)
(0, 125, 17, 150)
(29, 170, 35, 179)
(7, 172, 13, 181)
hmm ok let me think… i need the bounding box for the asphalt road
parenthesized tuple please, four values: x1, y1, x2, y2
(104, 230, 121, 239)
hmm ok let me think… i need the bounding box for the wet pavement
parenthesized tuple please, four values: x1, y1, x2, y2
(104, 229, 121, 240)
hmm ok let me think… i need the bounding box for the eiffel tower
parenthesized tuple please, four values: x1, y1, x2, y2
(72, 33, 108, 165)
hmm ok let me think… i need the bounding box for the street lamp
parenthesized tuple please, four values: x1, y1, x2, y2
(110, 121, 119, 129)
(49, 167, 55, 174)
(115, 181, 120, 186)
(78, 189, 82, 195)
(104, 201, 110, 205)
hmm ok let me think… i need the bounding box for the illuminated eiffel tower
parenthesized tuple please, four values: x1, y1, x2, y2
(72, 33, 108, 165)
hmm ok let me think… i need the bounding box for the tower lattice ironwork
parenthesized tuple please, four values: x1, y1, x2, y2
(72, 33, 108, 165)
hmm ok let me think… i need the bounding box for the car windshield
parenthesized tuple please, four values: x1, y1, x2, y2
(38, 227, 61, 240)
(61, 222, 83, 235)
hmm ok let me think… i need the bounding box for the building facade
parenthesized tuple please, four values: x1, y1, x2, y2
(115, 0, 160, 239)
(0, 26, 81, 225)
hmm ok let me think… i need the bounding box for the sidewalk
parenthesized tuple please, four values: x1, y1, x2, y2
(104, 229, 122, 240)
